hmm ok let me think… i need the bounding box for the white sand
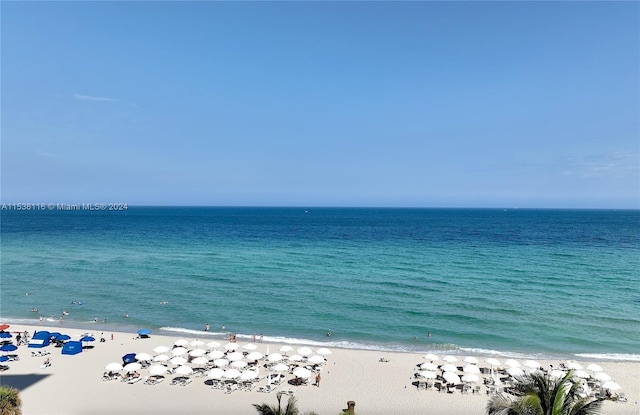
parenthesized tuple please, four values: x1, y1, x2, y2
(1, 325, 638, 415)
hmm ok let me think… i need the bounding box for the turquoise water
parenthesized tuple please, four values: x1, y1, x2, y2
(1, 207, 639, 360)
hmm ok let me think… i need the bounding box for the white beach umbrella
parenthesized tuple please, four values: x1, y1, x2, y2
(526, 368, 544, 375)
(463, 364, 480, 374)
(189, 348, 206, 357)
(586, 363, 603, 372)
(171, 347, 188, 356)
(153, 354, 170, 362)
(288, 354, 304, 362)
(463, 356, 479, 364)
(246, 352, 263, 361)
(566, 361, 583, 370)
(207, 368, 225, 379)
(267, 353, 283, 362)
(602, 381, 621, 391)
(461, 374, 480, 383)
(226, 352, 244, 362)
(191, 357, 209, 366)
(279, 345, 293, 354)
(574, 370, 590, 379)
(190, 340, 204, 347)
(170, 356, 187, 366)
(271, 363, 289, 372)
(230, 360, 248, 369)
(174, 339, 189, 347)
(293, 367, 313, 379)
(423, 353, 439, 361)
(316, 347, 332, 356)
(505, 359, 521, 368)
(174, 365, 193, 376)
(206, 341, 221, 349)
(297, 347, 313, 356)
(242, 343, 257, 350)
(308, 355, 325, 365)
(441, 364, 458, 373)
(507, 367, 524, 377)
(148, 364, 167, 376)
(442, 355, 458, 363)
(485, 358, 501, 367)
(223, 343, 238, 351)
(549, 370, 567, 379)
(443, 372, 461, 385)
(594, 372, 611, 382)
(213, 358, 229, 367)
(123, 362, 142, 372)
(420, 362, 438, 371)
(208, 350, 224, 360)
(240, 370, 258, 381)
(418, 370, 437, 379)
(135, 352, 153, 362)
(153, 346, 170, 354)
(523, 360, 541, 369)
(105, 362, 123, 372)
(223, 368, 241, 379)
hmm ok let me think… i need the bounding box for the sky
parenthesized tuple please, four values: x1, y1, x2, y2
(2, 1, 638, 208)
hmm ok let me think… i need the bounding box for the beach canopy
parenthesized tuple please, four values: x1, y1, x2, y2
(61, 341, 83, 355)
(32, 331, 51, 340)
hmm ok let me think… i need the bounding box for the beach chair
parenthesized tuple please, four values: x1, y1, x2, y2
(144, 375, 165, 385)
(127, 376, 142, 384)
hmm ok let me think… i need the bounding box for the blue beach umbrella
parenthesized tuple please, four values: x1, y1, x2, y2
(0, 332, 12, 339)
(0, 356, 8, 362)
(137, 329, 152, 336)
(0, 344, 17, 352)
(55, 334, 71, 341)
(80, 336, 95, 343)
(122, 353, 137, 364)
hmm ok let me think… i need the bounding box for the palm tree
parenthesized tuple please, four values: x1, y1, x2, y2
(253, 392, 299, 415)
(0, 386, 22, 415)
(487, 371, 604, 415)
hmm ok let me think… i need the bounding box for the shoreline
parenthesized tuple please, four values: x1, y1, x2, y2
(0, 323, 638, 415)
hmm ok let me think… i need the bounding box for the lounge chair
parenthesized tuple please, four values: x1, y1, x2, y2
(144, 375, 165, 385)
(127, 376, 142, 384)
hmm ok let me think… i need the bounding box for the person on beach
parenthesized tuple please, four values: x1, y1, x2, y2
(205, 323, 209, 332)
(315, 373, 321, 387)
(259, 333, 263, 343)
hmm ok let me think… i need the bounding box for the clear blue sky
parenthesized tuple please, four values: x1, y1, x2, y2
(2, 1, 638, 208)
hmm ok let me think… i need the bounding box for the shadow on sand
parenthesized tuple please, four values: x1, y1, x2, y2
(0, 373, 51, 391)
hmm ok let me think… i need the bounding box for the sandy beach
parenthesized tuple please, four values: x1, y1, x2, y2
(1, 324, 638, 415)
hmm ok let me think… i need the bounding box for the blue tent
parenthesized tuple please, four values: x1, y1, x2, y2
(61, 341, 83, 355)
(29, 331, 51, 348)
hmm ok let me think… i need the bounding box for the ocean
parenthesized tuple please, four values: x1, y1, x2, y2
(1, 207, 639, 361)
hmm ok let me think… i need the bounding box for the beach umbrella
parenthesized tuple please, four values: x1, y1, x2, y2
(223, 368, 241, 379)
(137, 329, 152, 337)
(242, 343, 257, 350)
(574, 370, 590, 379)
(174, 339, 188, 347)
(192, 357, 209, 366)
(505, 359, 521, 368)
(443, 372, 461, 384)
(226, 352, 244, 361)
(135, 352, 152, 362)
(586, 363, 603, 372)
(55, 334, 71, 342)
(293, 367, 312, 379)
(316, 347, 332, 356)
(153, 346, 170, 354)
(0, 332, 12, 339)
(463, 364, 480, 374)
(462, 374, 480, 383)
(208, 350, 224, 360)
(80, 336, 95, 344)
(549, 370, 567, 379)
(170, 356, 187, 366)
(288, 354, 304, 362)
(105, 362, 123, 372)
(190, 340, 204, 347)
(594, 372, 611, 382)
(507, 367, 524, 377)
(0, 344, 17, 352)
(123, 362, 142, 372)
(246, 352, 263, 361)
(418, 370, 437, 379)
(423, 353, 439, 361)
(189, 348, 206, 357)
(213, 358, 229, 367)
(0, 325, 10, 331)
(308, 355, 325, 365)
(230, 360, 248, 369)
(223, 343, 238, 351)
(420, 362, 438, 371)
(175, 365, 193, 376)
(523, 360, 541, 369)
(0, 356, 8, 363)
(171, 347, 188, 356)
(206, 341, 221, 349)
(485, 358, 501, 367)
(240, 370, 258, 381)
(463, 356, 479, 364)
(441, 364, 458, 373)
(602, 381, 621, 391)
(267, 353, 283, 362)
(122, 353, 137, 364)
(279, 345, 293, 354)
(442, 355, 458, 363)
(566, 361, 583, 370)
(297, 347, 313, 356)
(526, 368, 544, 376)
(271, 363, 289, 372)
(207, 368, 225, 379)
(153, 354, 170, 363)
(149, 364, 167, 376)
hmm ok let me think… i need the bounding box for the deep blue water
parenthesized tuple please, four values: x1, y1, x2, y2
(1, 207, 639, 360)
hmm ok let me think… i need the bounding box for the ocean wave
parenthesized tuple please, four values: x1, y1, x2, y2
(574, 353, 640, 362)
